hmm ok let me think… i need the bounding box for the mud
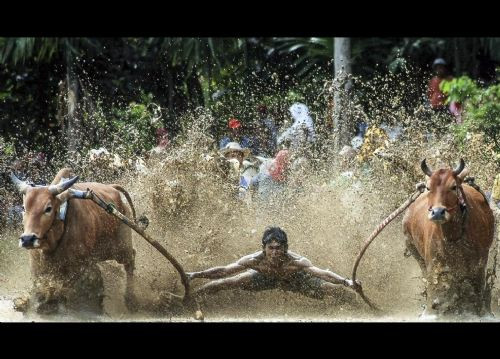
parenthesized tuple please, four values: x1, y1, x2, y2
(1, 85, 499, 322)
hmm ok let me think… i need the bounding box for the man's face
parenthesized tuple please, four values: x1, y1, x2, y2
(434, 65, 447, 77)
(225, 151, 244, 164)
(264, 240, 286, 264)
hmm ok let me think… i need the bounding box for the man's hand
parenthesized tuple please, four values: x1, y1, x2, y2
(343, 278, 362, 290)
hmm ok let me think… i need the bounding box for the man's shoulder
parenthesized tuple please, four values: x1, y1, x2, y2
(287, 252, 312, 266)
(239, 251, 263, 264)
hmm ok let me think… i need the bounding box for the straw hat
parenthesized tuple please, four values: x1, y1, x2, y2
(220, 142, 251, 158)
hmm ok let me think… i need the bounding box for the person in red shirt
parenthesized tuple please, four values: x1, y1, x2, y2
(427, 58, 454, 110)
(427, 58, 463, 122)
(268, 148, 290, 182)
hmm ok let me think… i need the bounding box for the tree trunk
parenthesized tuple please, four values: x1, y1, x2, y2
(167, 68, 174, 114)
(333, 37, 353, 152)
(66, 50, 80, 154)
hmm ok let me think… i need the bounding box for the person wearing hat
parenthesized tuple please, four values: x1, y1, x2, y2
(220, 141, 251, 166)
(220, 141, 255, 197)
(427, 58, 454, 111)
(219, 117, 254, 152)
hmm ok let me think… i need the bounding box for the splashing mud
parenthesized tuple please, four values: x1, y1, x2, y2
(1, 77, 499, 322)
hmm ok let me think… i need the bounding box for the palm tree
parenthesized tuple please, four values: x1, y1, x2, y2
(0, 37, 101, 153)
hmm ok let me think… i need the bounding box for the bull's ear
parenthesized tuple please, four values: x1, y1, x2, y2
(56, 190, 72, 204)
(56, 188, 87, 203)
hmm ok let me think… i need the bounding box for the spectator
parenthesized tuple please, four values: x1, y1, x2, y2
(427, 58, 462, 123)
(220, 141, 254, 198)
(277, 103, 316, 152)
(255, 104, 278, 157)
(427, 58, 453, 111)
(219, 118, 257, 154)
(151, 127, 170, 155)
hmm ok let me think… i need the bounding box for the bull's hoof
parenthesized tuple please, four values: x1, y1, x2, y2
(13, 295, 30, 313)
(36, 300, 61, 315)
(195, 310, 204, 321)
(125, 294, 139, 313)
(419, 307, 438, 321)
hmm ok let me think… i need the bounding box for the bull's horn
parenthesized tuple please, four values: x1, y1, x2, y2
(9, 172, 30, 194)
(452, 158, 465, 176)
(48, 176, 79, 195)
(420, 159, 433, 177)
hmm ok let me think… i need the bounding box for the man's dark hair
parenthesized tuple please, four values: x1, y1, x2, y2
(262, 227, 288, 251)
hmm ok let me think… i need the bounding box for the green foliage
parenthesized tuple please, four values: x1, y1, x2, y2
(440, 76, 479, 104)
(0, 37, 101, 65)
(78, 92, 163, 158)
(0, 136, 15, 156)
(441, 76, 500, 151)
(108, 93, 163, 156)
(269, 37, 333, 79)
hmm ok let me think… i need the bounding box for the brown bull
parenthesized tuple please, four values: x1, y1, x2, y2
(10, 168, 138, 314)
(403, 159, 494, 317)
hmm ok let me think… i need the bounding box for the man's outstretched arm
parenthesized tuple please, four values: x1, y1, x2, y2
(188, 252, 260, 280)
(188, 261, 247, 280)
(297, 258, 360, 289)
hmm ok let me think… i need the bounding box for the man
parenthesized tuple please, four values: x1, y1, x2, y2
(220, 142, 255, 198)
(219, 117, 256, 153)
(427, 58, 453, 111)
(221, 141, 251, 167)
(150, 127, 170, 155)
(277, 103, 316, 151)
(187, 227, 361, 304)
(255, 104, 278, 157)
(427, 58, 463, 122)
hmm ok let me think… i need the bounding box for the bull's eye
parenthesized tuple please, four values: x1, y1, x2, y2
(45, 206, 52, 213)
(450, 185, 457, 191)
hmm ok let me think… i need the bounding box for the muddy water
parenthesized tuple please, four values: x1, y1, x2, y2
(1, 120, 499, 322)
(1, 159, 498, 322)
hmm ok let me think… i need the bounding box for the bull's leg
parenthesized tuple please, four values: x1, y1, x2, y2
(474, 261, 491, 316)
(405, 238, 427, 277)
(115, 224, 138, 313)
(123, 252, 138, 313)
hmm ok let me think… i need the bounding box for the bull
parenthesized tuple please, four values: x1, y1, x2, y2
(402, 159, 495, 317)
(10, 168, 138, 314)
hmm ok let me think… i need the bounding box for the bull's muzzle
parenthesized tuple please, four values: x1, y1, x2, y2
(428, 207, 448, 222)
(19, 234, 40, 248)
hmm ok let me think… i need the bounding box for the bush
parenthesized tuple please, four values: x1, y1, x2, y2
(441, 76, 500, 153)
(80, 92, 164, 158)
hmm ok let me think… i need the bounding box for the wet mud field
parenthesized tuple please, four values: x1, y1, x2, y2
(2, 140, 499, 322)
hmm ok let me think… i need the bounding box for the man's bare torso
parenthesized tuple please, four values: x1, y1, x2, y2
(238, 251, 312, 279)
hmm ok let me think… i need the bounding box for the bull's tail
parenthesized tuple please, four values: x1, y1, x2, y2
(110, 184, 137, 222)
(110, 185, 150, 230)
